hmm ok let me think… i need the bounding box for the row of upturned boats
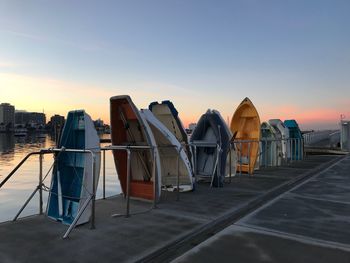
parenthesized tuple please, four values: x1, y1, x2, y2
(46, 95, 303, 226)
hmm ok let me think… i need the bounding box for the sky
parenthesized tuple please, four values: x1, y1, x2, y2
(0, 0, 349, 130)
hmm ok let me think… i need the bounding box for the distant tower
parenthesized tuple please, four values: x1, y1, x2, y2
(0, 103, 15, 131)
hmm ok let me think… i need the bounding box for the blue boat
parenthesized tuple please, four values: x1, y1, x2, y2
(284, 119, 303, 160)
(47, 110, 100, 225)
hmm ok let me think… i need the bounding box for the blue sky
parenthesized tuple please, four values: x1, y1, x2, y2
(1, 0, 349, 129)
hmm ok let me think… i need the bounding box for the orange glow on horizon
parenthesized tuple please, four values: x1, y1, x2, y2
(1, 72, 348, 130)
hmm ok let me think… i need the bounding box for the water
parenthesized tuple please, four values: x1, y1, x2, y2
(0, 133, 121, 223)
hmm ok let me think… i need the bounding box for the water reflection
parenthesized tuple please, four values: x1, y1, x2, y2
(0, 133, 55, 175)
(0, 133, 15, 154)
(0, 133, 120, 223)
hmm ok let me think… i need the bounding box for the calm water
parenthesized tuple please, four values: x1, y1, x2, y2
(0, 133, 121, 223)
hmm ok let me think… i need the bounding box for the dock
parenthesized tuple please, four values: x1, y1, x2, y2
(0, 154, 349, 262)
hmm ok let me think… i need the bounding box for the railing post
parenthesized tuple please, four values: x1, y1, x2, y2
(264, 139, 268, 167)
(239, 141, 242, 176)
(229, 142, 232, 183)
(288, 139, 292, 163)
(248, 141, 251, 175)
(302, 138, 305, 159)
(217, 125, 222, 186)
(103, 150, 106, 199)
(270, 140, 274, 166)
(13, 187, 40, 221)
(194, 145, 197, 182)
(152, 147, 157, 209)
(39, 152, 43, 215)
(294, 139, 297, 161)
(176, 146, 180, 201)
(90, 152, 96, 230)
(126, 149, 131, 217)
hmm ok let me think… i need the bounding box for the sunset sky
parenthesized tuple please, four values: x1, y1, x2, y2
(1, 0, 349, 130)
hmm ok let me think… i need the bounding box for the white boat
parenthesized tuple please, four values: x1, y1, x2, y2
(268, 119, 290, 160)
(47, 110, 101, 225)
(140, 109, 193, 192)
(260, 122, 282, 166)
(149, 100, 192, 168)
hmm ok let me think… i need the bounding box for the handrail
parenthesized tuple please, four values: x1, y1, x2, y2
(0, 151, 51, 189)
(0, 138, 305, 239)
(0, 147, 97, 239)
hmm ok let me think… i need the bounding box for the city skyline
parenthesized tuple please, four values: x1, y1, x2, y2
(1, 0, 350, 129)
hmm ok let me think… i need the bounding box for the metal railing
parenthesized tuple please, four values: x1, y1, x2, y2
(101, 144, 156, 215)
(231, 138, 304, 174)
(0, 137, 305, 238)
(303, 130, 339, 146)
(0, 148, 97, 239)
(190, 141, 220, 186)
(231, 139, 258, 176)
(0, 143, 187, 239)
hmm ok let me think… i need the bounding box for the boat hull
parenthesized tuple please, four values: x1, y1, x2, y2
(149, 100, 192, 168)
(191, 109, 233, 187)
(231, 98, 261, 174)
(284, 119, 303, 160)
(141, 109, 193, 192)
(47, 110, 100, 225)
(110, 95, 161, 200)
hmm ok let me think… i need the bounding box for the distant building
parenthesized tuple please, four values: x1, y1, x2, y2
(29, 112, 46, 127)
(94, 118, 105, 133)
(0, 103, 15, 132)
(15, 110, 46, 129)
(49, 114, 65, 130)
(93, 118, 104, 128)
(15, 111, 30, 125)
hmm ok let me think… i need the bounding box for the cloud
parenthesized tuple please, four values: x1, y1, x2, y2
(1, 29, 103, 52)
(0, 61, 20, 68)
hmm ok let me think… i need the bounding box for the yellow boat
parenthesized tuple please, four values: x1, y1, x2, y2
(230, 97, 261, 174)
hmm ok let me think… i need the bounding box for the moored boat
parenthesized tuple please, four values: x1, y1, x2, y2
(268, 119, 290, 160)
(260, 121, 281, 166)
(191, 109, 233, 187)
(284, 119, 303, 160)
(110, 95, 161, 201)
(230, 97, 260, 174)
(47, 110, 101, 225)
(149, 100, 192, 166)
(141, 109, 193, 192)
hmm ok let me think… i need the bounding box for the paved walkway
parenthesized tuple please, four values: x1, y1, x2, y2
(0, 155, 342, 263)
(174, 155, 350, 263)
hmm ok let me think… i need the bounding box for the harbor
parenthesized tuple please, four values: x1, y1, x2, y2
(1, 153, 349, 262)
(0, 98, 349, 263)
(2, 1, 350, 262)
(1, 97, 349, 263)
